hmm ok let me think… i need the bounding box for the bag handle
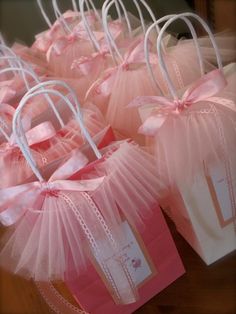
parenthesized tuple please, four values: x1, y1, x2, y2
(0, 32, 5, 45)
(0, 118, 11, 142)
(79, 0, 101, 22)
(0, 53, 35, 90)
(102, 0, 161, 64)
(0, 67, 65, 128)
(0, 44, 24, 77)
(52, 0, 73, 34)
(156, 13, 222, 100)
(13, 82, 102, 182)
(71, 0, 78, 11)
(102, 0, 133, 63)
(132, 0, 160, 35)
(79, 0, 102, 52)
(144, 14, 205, 94)
(37, 0, 53, 28)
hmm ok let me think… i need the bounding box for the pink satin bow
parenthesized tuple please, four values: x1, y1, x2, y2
(129, 69, 227, 136)
(70, 23, 124, 76)
(86, 38, 156, 99)
(0, 121, 56, 153)
(0, 149, 104, 226)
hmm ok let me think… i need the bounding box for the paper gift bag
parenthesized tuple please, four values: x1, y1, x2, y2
(65, 205, 185, 314)
(162, 163, 236, 265)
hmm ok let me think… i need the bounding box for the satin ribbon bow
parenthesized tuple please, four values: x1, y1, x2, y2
(71, 23, 123, 76)
(0, 149, 104, 226)
(86, 38, 157, 99)
(34, 11, 81, 52)
(128, 69, 227, 136)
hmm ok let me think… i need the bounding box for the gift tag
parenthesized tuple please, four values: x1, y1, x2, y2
(92, 221, 155, 303)
(206, 162, 236, 227)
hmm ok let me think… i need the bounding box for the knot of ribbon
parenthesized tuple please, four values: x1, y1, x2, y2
(128, 69, 228, 135)
(0, 149, 105, 226)
(86, 38, 156, 99)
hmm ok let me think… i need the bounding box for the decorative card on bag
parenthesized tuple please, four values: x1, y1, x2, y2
(65, 206, 185, 314)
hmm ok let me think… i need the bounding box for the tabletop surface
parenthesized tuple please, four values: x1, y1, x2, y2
(0, 217, 235, 314)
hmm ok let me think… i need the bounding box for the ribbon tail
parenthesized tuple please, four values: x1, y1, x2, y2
(182, 69, 227, 103)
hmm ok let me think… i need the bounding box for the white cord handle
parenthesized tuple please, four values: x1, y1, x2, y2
(102, 0, 133, 63)
(21, 79, 81, 114)
(37, 0, 53, 28)
(79, 0, 101, 52)
(0, 67, 65, 127)
(132, 0, 159, 35)
(13, 86, 101, 181)
(156, 13, 223, 100)
(0, 33, 5, 45)
(0, 55, 31, 90)
(0, 119, 11, 142)
(72, 0, 78, 11)
(144, 14, 205, 94)
(0, 44, 23, 76)
(22, 80, 102, 158)
(0, 123, 10, 142)
(79, 0, 102, 22)
(52, 0, 72, 34)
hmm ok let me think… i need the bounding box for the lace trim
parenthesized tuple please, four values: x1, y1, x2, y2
(59, 192, 123, 302)
(212, 105, 236, 228)
(36, 281, 88, 314)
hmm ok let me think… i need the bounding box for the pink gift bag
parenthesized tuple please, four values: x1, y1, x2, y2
(65, 205, 185, 314)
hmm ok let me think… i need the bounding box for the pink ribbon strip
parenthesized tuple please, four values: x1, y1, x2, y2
(128, 69, 228, 135)
(0, 150, 104, 226)
(0, 148, 138, 305)
(86, 38, 157, 99)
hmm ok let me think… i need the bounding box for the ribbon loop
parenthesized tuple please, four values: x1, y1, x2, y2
(128, 69, 228, 135)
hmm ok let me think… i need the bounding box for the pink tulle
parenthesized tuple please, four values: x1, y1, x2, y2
(139, 68, 236, 191)
(0, 104, 107, 188)
(0, 142, 164, 282)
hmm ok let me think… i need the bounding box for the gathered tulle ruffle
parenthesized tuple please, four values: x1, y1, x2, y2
(150, 97, 236, 189)
(0, 142, 164, 281)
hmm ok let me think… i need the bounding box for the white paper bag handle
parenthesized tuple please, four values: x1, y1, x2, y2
(156, 13, 223, 100)
(132, 0, 160, 34)
(51, 0, 73, 34)
(144, 14, 205, 94)
(0, 44, 25, 76)
(79, 0, 102, 52)
(102, 0, 133, 63)
(37, 0, 53, 28)
(0, 67, 65, 128)
(0, 55, 31, 90)
(13, 82, 101, 181)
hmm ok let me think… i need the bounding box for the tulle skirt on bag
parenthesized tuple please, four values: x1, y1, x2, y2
(149, 96, 236, 190)
(0, 142, 165, 281)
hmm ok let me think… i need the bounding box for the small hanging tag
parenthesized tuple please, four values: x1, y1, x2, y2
(205, 162, 236, 227)
(92, 221, 155, 304)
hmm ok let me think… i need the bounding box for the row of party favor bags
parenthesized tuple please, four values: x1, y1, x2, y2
(0, 0, 236, 313)
(0, 82, 185, 313)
